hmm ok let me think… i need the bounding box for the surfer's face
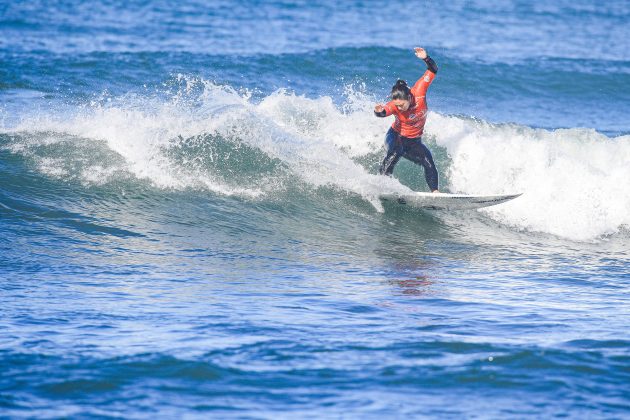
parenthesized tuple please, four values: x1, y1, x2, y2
(393, 99, 410, 112)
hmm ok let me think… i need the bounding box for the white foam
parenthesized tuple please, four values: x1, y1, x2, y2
(2, 78, 402, 205)
(426, 113, 630, 241)
(5, 83, 264, 197)
(3, 78, 629, 240)
(243, 88, 407, 208)
(255, 84, 387, 157)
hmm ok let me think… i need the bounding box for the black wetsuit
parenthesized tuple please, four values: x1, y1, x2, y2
(379, 127, 439, 191)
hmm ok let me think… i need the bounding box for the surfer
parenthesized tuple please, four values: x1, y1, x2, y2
(374, 47, 439, 192)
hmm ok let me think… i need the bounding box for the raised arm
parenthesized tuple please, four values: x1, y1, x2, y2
(411, 47, 438, 96)
(374, 48, 438, 117)
(414, 47, 438, 74)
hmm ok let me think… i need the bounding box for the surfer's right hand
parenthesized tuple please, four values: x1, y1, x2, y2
(374, 104, 385, 113)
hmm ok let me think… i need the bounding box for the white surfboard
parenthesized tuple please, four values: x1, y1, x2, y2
(380, 191, 522, 210)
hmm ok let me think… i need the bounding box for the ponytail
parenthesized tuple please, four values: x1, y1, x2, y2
(391, 79, 411, 101)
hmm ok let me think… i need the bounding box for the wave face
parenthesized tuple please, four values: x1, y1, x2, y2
(1, 0, 629, 418)
(3, 78, 629, 241)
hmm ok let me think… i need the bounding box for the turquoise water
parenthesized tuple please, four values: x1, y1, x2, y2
(1, 1, 629, 418)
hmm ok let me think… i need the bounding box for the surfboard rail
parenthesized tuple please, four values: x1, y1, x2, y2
(379, 192, 522, 210)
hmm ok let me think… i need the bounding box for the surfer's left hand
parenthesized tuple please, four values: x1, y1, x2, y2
(414, 47, 427, 59)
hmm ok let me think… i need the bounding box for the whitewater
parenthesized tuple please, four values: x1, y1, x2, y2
(4, 79, 629, 241)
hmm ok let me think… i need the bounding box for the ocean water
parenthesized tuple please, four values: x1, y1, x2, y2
(1, 0, 629, 418)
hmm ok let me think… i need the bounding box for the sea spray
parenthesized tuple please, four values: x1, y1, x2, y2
(2, 78, 629, 240)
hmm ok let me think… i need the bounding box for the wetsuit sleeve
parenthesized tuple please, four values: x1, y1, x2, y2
(424, 56, 438, 74)
(374, 102, 396, 118)
(411, 56, 438, 98)
(374, 109, 387, 117)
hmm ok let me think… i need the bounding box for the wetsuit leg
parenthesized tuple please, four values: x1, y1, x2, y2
(402, 139, 439, 191)
(379, 128, 404, 175)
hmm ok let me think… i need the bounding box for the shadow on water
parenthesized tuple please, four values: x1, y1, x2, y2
(372, 198, 452, 250)
(387, 274, 437, 297)
(352, 198, 451, 296)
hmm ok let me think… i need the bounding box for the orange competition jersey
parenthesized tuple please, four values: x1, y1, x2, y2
(383, 69, 436, 138)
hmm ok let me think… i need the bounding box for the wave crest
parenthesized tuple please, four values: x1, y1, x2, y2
(2, 77, 629, 240)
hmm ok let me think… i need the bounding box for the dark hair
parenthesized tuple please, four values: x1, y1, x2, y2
(391, 79, 411, 101)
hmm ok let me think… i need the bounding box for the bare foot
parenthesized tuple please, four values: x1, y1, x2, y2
(432, 190, 440, 193)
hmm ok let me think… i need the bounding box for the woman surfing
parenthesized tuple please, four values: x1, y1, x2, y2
(374, 47, 439, 192)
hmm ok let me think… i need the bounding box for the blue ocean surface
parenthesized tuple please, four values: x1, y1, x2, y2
(1, 0, 629, 418)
